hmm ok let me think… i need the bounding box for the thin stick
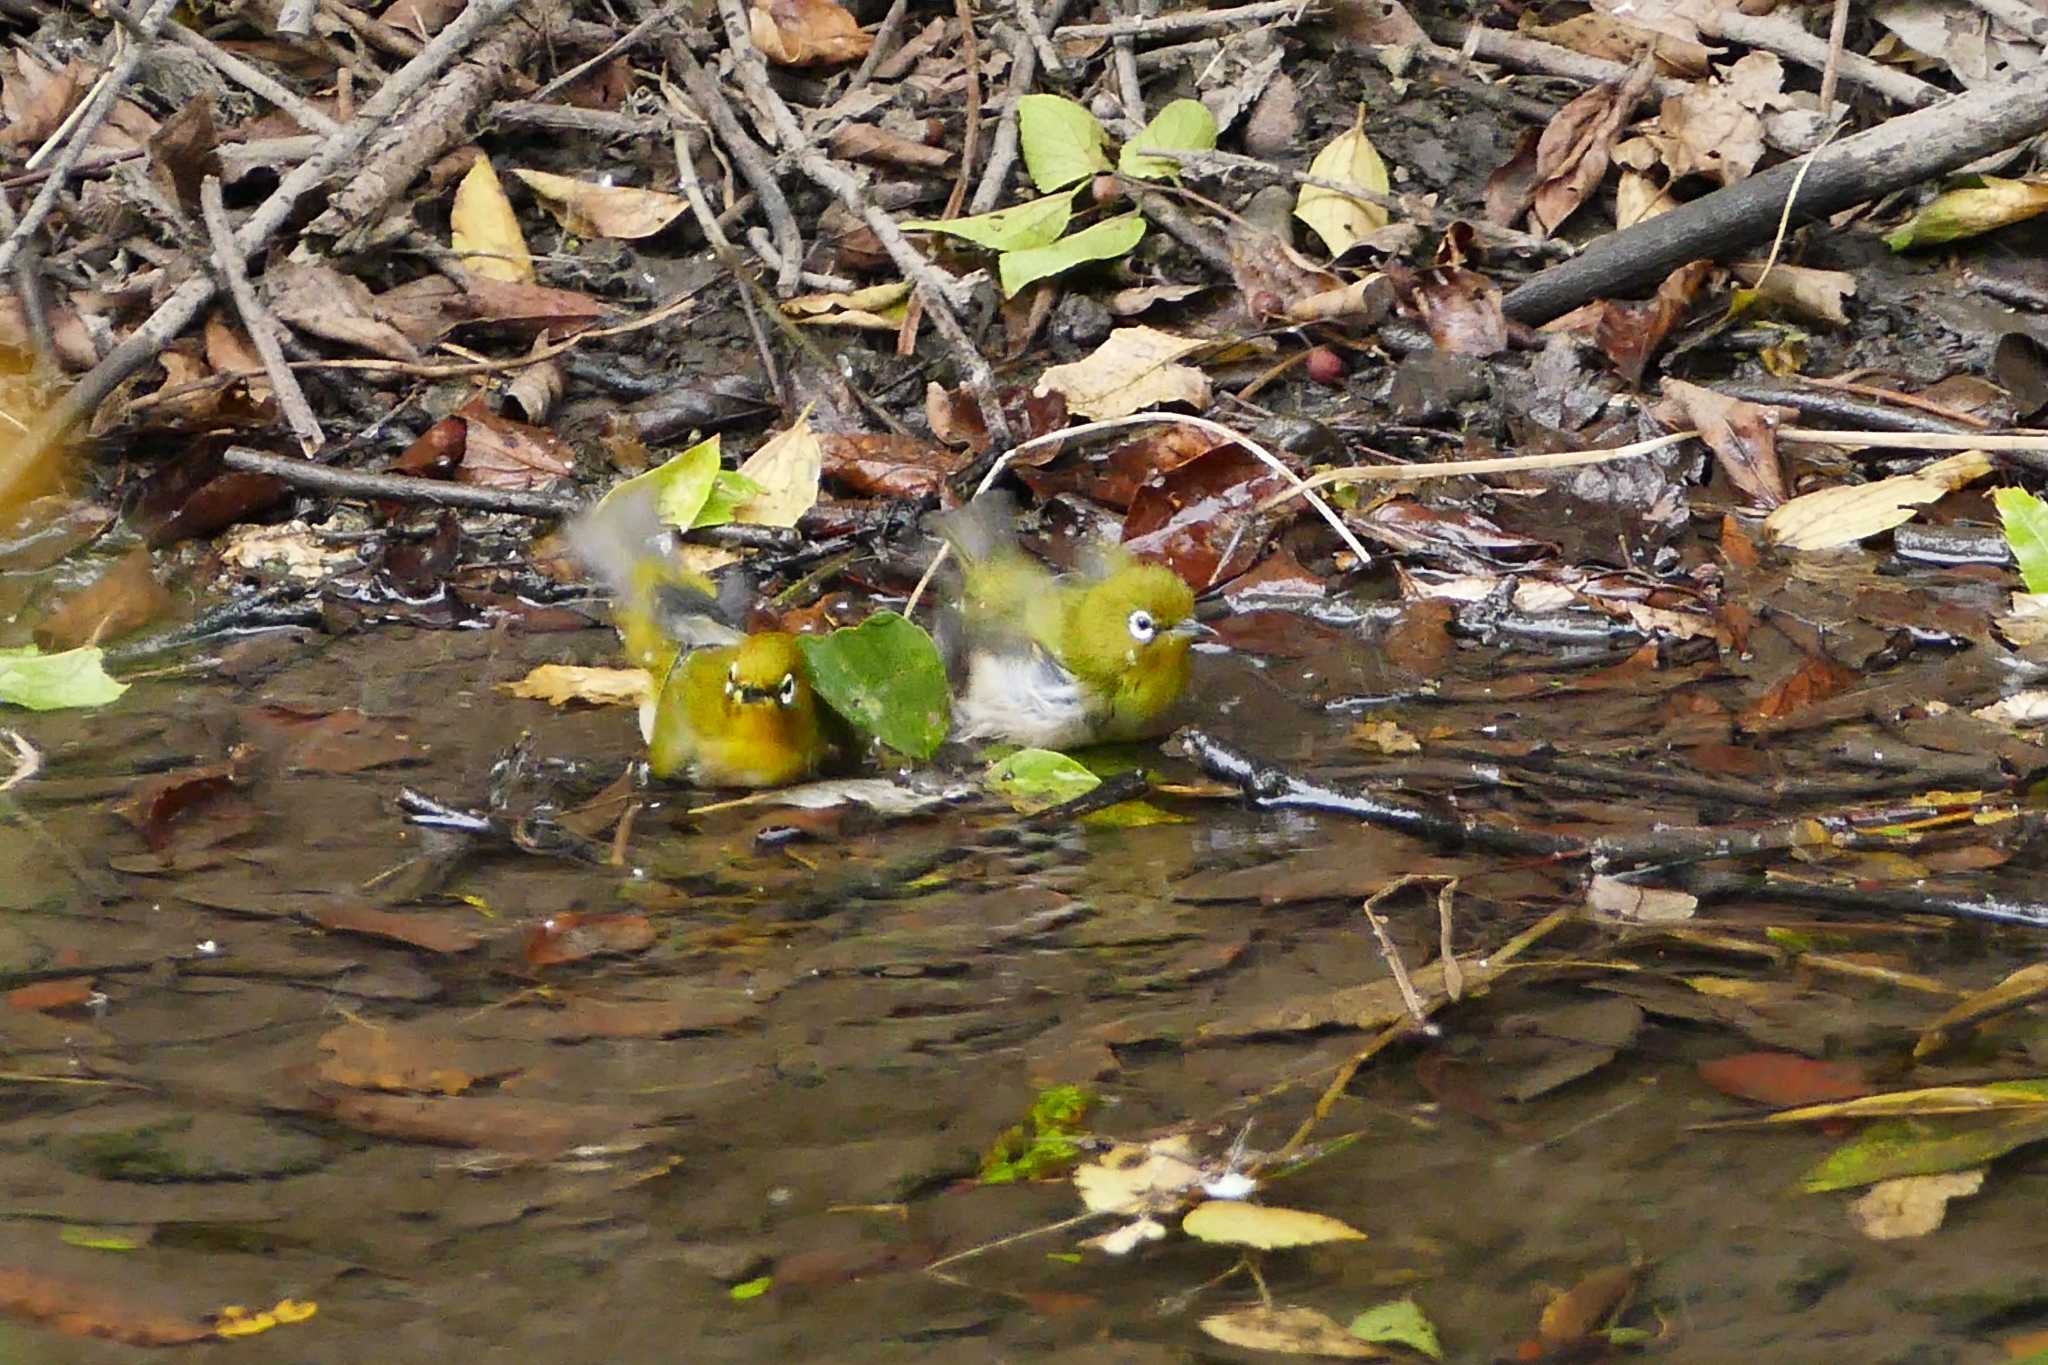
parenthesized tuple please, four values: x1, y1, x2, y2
(1015, 0, 1064, 73)
(848, 0, 911, 90)
(1817, 0, 1851, 117)
(670, 125, 787, 411)
(1055, 0, 1312, 40)
(199, 177, 324, 454)
(903, 412, 1375, 617)
(529, 0, 683, 104)
(0, 0, 181, 279)
(973, 0, 1070, 213)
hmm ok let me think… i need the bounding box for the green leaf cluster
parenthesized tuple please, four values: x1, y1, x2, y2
(904, 96, 1216, 296)
(979, 1084, 1095, 1184)
(596, 435, 763, 533)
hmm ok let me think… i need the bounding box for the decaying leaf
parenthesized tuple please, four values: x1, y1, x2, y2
(1538, 1264, 1637, 1350)
(783, 281, 913, 330)
(1072, 1135, 1204, 1216)
(1886, 175, 2048, 250)
(512, 169, 688, 240)
(749, 0, 872, 65)
(1181, 1201, 1366, 1249)
(1654, 377, 1788, 508)
(266, 263, 422, 361)
(501, 663, 651, 708)
(1198, 1305, 1387, 1358)
(1847, 1169, 1985, 1240)
(1487, 59, 1654, 237)
(1294, 104, 1391, 256)
(1916, 962, 2048, 1059)
(1034, 325, 1210, 419)
(1761, 451, 1994, 550)
(450, 156, 534, 283)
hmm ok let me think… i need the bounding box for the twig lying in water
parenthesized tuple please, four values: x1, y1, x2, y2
(1177, 730, 2048, 931)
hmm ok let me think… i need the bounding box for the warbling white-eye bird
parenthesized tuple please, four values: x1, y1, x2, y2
(568, 490, 843, 789)
(932, 493, 1203, 750)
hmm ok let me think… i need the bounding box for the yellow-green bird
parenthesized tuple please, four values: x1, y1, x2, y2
(569, 491, 843, 788)
(934, 495, 1203, 750)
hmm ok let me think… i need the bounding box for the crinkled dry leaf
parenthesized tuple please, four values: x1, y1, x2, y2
(1761, 451, 1993, 550)
(782, 281, 913, 330)
(1072, 1135, 1205, 1215)
(1294, 105, 1391, 256)
(1526, 11, 1717, 76)
(1198, 1306, 1386, 1358)
(266, 262, 422, 361)
(218, 520, 359, 581)
(1848, 1169, 1986, 1240)
(1181, 1201, 1367, 1248)
(1490, 60, 1654, 237)
(451, 156, 534, 283)
(452, 397, 575, 490)
(501, 663, 651, 708)
(1586, 874, 1698, 923)
(732, 411, 823, 529)
(749, 0, 872, 66)
(1731, 260, 1855, 326)
(1035, 325, 1210, 419)
(511, 169, 688, 240)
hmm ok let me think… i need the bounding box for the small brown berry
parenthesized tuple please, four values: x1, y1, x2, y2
(1305, 346, 1346, 386)
(1090, 175, 1123, 206)
(1248, 290, 1284, 320)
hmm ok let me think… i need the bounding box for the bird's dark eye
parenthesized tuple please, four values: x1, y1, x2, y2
(1127, 609, 1156, 643)
(777, 673, 798, 706)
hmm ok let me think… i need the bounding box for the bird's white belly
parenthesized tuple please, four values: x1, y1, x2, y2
(952, 648, 1100, 749)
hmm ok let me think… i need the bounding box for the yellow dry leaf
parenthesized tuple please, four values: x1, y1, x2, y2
(451, 157, 533, 283)
(1181, 1200, 1367, 1249)
(1072, 1136, 1204, 1216)
(782, 281, 913, 330)
(500, 663, 652, 708)
(1761, 451, 1993, 550)
(510, 169, 689, 241)
(1034, 325, 1210, 420)
(1198, 1306, 1386, 1358)
(732, 409, 823, 528)
(1294, 104, 1391, 256)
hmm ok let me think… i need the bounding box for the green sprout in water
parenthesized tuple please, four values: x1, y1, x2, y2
(978, 1084, 1095, 1184)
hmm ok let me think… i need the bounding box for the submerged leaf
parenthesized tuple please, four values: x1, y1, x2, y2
(998, 213, 1146, 296)
(1119, 98, 1219, 181)
(1348, 1298, 1444, 1360)
(798, 611, 951, 758)
(1803, 1111, 2048, 1192)
(1199, 1305, 1386, 1358)
(1295, 105, 1391, 256)
(1181, 1200, 1367, 1248)
(986, 747, 1101, 812)
(0, 644, 127, 710)
(1017, 94, 1111, 191)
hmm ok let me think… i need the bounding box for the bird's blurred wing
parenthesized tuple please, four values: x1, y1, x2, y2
(952, 644, 1096, 749)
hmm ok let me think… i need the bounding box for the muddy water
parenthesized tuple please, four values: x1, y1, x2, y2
(3, 612, 2047, 1365)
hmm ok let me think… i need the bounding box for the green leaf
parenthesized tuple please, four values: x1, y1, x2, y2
(0, 645, 127, 711)
(986, 748, 1102, 812)
(1802, 1111, 2048, 1192)
(693, 469, 766, 530)
(903, 190, 1079, 252)
(998, 213, 1146, 296)
(797, 612, 951, 759)
(1348, 1298, 1444, 1361)
(1997, 487, 2048, 593)
(1119, 98, 1218, 181)
(1017, 94, 1110, 192)
(595, 434, 723, 531)
(729, 1277, 772, 1301)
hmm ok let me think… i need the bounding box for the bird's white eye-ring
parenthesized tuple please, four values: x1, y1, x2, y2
(777, 673, 798, 707)
(1127, 609, 1157, 644)
(725, 662, 739, 696)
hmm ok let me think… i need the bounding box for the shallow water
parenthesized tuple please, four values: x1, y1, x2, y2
(4, 610, 2047, 1365)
